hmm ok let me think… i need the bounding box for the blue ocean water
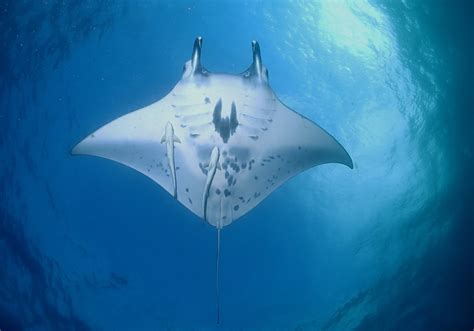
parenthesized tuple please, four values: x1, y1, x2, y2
(0, 1, 472, 330)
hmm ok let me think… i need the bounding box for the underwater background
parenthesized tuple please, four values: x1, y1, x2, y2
(0, 0, 472, 330)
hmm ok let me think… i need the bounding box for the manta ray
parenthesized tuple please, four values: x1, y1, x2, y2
(72, 37, 352, 323)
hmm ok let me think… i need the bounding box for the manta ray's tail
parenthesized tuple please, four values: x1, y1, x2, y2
(216, 228, 221, 324)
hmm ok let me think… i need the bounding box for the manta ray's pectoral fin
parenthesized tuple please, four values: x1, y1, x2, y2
(273, 101, 353, 170)
(173, 135, 181, 144)
(160, 133, 166, 144)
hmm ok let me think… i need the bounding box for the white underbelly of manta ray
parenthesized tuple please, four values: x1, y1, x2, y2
(72, 37, 352, 323)
(72, 37, 352, 228)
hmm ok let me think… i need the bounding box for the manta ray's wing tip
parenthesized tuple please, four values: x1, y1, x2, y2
(345, 155, 354, 169)
(70, 141, 83, 156)
(335, 143, 354, 169)
(70, 136, 93, 156)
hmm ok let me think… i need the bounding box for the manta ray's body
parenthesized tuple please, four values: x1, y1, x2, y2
(73, 37, 352, 323)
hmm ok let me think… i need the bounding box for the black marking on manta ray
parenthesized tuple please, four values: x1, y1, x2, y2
(248, 159, 255, 170)
(224, 189, 231, 197)
(233, 205, 240, 211)
(212, 98, 239, 143)
(215, 189, 221, 195)
(188, 198, 193, 204)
